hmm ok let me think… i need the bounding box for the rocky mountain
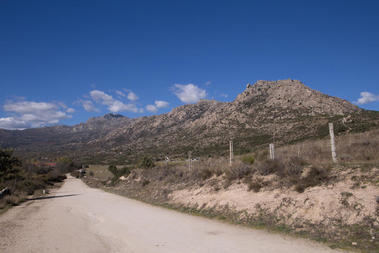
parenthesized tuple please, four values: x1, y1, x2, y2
(0, 80, 378, 164)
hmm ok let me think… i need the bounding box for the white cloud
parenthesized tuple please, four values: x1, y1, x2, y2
(355, 91, 379, 105)
(90, 90, 113, 104)
(146, 104, 158, 113)
(173, 84, 207, 103)
(0, 117, 27, 130)
(66, 108, 75, 113)
(0, 100, 72, 130)
(145, 100, 169, 113)
(90, 90, 139, 113)
(80, 100, 99, 112)
(116, 90, 126, 97)
(127, 91, 138, 101)
(205, 81, 211, 86)
(4, 101, 56, 114)
(155, 100, 169, 108)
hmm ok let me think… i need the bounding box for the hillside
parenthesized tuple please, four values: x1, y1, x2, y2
(83, 127, 379, 253)
(0, 79, 378, 163)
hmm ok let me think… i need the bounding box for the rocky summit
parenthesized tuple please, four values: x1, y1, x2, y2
(0, 80, 377, 164)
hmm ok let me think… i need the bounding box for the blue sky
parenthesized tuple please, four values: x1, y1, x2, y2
(0, 0, 378, 129)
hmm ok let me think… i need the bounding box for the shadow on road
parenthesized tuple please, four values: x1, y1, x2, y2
(27, 194, 80, 201)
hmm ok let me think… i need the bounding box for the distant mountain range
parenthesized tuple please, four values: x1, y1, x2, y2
(1, 80, 378, 164)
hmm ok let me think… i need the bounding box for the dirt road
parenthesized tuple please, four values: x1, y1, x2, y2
(0, 176, 343, 253)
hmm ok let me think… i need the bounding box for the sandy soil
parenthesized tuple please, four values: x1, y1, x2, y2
(0, 176, 344, 253)
(170, 177, 378, 227)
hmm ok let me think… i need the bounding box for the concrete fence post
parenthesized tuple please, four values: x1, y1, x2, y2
(329, 123, 337, 163)
(229, 139, 234, 166)
(269, 143, 275, 160)
(188, 151, 192, 171)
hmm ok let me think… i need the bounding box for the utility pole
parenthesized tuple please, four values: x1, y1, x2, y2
(329, 123, 337, 163)
(229, 139, 234, 166)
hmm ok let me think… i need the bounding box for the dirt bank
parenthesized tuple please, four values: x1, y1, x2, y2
(83, 165, 378, 252)
(0, 176, 346, 253)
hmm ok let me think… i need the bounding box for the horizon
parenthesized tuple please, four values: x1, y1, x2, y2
(1, 0, 378, 130)
(0, 78, 372, 130)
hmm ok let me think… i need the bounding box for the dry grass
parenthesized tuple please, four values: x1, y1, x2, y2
(86, 129, 378, 194)
(179, 129, 378, 191)
(86, 164, 114, 181)
(82, 128, 379, 253)
(275, 129, 379, 167)
(0, 193, 27, 208)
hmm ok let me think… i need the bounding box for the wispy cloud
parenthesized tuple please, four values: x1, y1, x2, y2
(0, 100, 73, 130)
(155, 100, 169, 108)
(115, 90, 126, 97)
(80, 100, 99, 112)
(355, 91, 379, 105)
(146, 104, 158, 113)
(90, 90, 139, 113)
(173, 84, 207, 103)
(0, 117, 27, 130)
(127, 91, 138, 101)
(146, 100, 169, 113)
(66, 108, 75, 113)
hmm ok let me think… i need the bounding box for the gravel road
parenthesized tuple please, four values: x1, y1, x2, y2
(0, 176, 344, 253)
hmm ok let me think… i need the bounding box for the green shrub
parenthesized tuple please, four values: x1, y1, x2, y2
(0, 149, 22, 182)
(225, 165, 252, 181)
(108, 165, 130, 178)
(241, 155, 255, 165)
(244, 177, 264, 192)
(295, 166, 329, 193)
(257, 159, 284, 175)
(199, 168, 213, 180)
(56, 157, 78, 173)
(277, 157, 306, 178)
(256, 150, 269, 161)
(108, 165, 118, 175)
(20, 178, 45, 195)
(140, 157, 155, 169)
(4, 194, 25, 206)
(142, 179, 150, 186)
(341, 191, 353, 198)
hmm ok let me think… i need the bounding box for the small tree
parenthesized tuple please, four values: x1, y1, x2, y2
(0, 149, 22, 184)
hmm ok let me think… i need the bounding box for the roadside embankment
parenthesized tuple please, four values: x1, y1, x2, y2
(83, 163, 378, 253)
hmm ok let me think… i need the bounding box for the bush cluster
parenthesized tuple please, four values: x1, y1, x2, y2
(139, 157, 155, 169)
(1, 149, 71, 208)
(294, 166, 329, 193)
(108, 165, 131, 183)
(241, 155, 255, 165)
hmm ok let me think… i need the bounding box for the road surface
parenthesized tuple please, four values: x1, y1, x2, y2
(0, 176, 343, 253)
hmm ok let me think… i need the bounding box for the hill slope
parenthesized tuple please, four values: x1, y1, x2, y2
(0, 80, 377, 163)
